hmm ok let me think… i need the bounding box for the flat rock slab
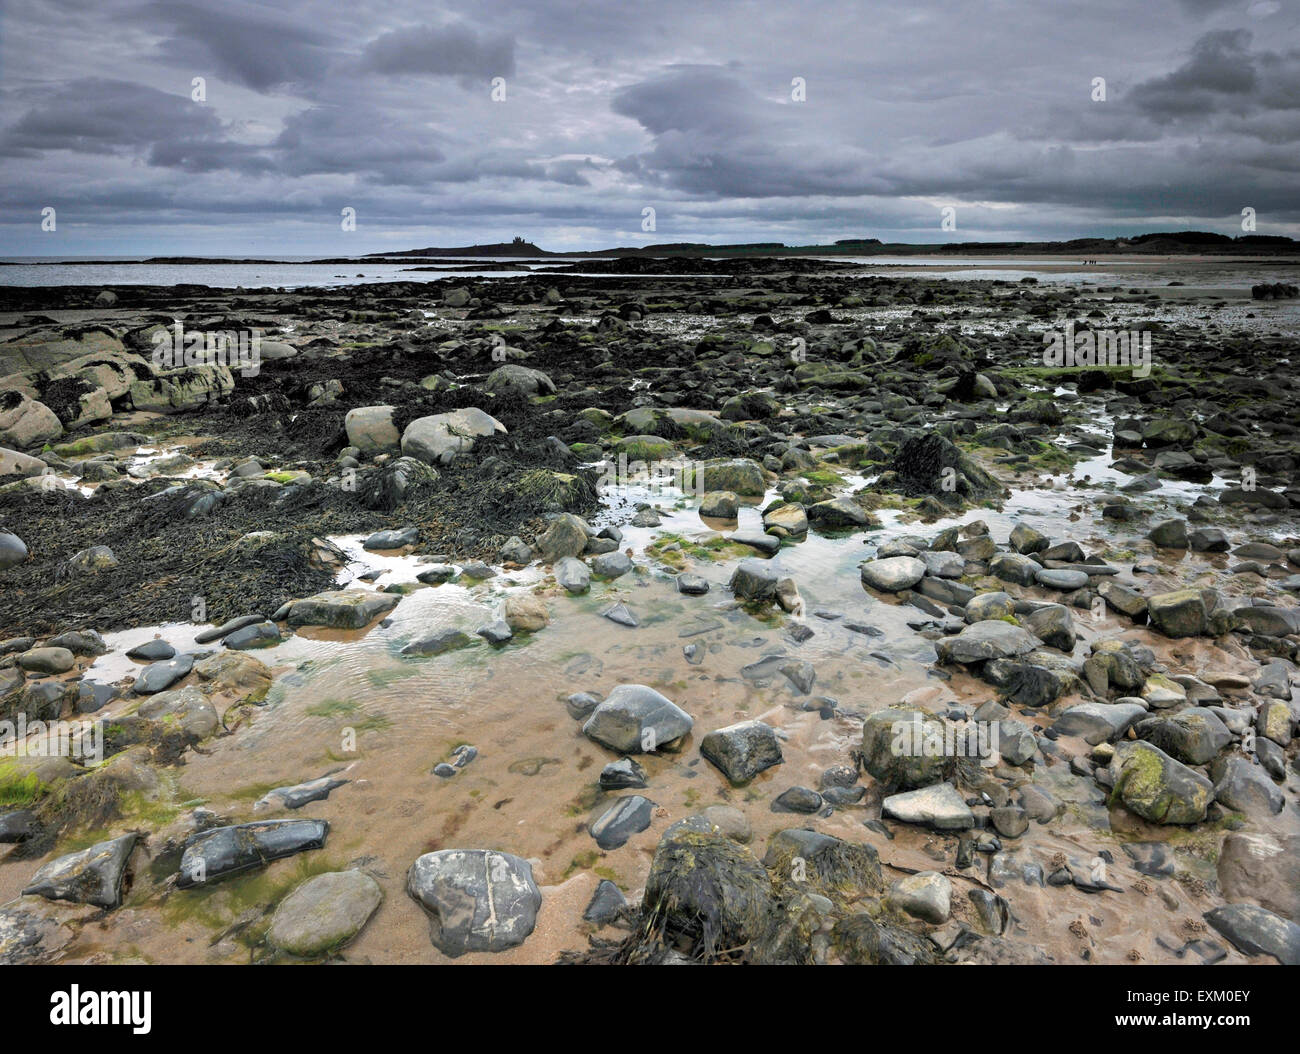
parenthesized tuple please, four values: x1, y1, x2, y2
(269, 870, 383, 957)
(407, 849, 541, 956)
(285, 590, 400, 629)
(882, 783, 975, 830)
(178, 819, 329, 887)
(23, 833, 138, 909)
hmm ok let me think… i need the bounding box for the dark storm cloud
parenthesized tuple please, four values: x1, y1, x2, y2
(3, 78, 228, 156)
(358, 24, 516, 78)
(135, 1, 340, 91)
(1, 0, 1298, 253)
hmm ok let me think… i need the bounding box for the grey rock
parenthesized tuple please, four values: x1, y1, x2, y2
(406, 849, 541, 956)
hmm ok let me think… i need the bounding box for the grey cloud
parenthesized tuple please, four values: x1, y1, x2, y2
(358, 24, 516, 78)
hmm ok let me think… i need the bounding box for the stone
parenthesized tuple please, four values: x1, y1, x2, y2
(860, 556, 926, 593)
(1147, 589, 1206, 638)
(889, 872, 952, 923)
(990, 552, 1038, 586)
(22, 833, 137, 909)
(699, 491, 739, 518)
(17, 647, 74, 675)
(535, 513, 589, 562)
(401, 407, 507, 465)
(406, 849, 541, 956)
(476, 620, 513, 645)
(0, 394, 62, 447)
(1035, 568, 1089, 590)
(591, 551, 632, 579)
(965, 591, 1016, 623)
(730, 559, 779, 601)
(269, 870, 383, 956)
(178, 819, 328, 887)
(256, 776, 348, 812)
(1189, 527, 1230, 552)
(137, 685, 219, 739)
(1211, 756, 1283, 816)
(1021, 604, 1075, 651)
(0, 531, 28, 570)
(1217, 833, 1300, 922)
(344, 406, 399, 452)
(860, 707, 950, 789)
(401, 628, 472, 657)
(582, 684, 693, 754)
(362, 527, 418, 550)
(699, 720, 783, 783)
(808, 497, 875, 528)
(1204, 904, 1300, 965)
(1052, 701, 1147, 745)
(881, 783, 974, 830)
(126, 639, 175, 661)
(771, 786, 823, 813)
(677, 573, 710, 596)
(503, 594, 549, 632)
(1099, 580, 1148, 621)
(132, 653, 195, 694)
(599, 757, 647, 790)
(554, 556, 591, 594)
(193, 651, 273, 701)
(1147, 518, 1189, 549)
(1136, 708, 1232, 766)
(1111, 741, 1213, 824)
(223, 621, 281, 650)
(583, 879, 627, 925)
(285, 590, 400, 629)
(485, 363, 554, 396)
(590, 795, 655, 849)
(1009, 523, 1049, 554)
(691, 458, 766, 496)
(935, 621, 1040, 664)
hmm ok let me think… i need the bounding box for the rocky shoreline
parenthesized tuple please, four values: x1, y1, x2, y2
(1, 262, 1298, 965)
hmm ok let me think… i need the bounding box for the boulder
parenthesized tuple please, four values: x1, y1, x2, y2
(1110, 741, 1213, 824)
(285, 590, 399, 629)
(344, 406, 399, 452)
(23, 833, 137, 909)
(699, 720, 783, 783)
(401, 408, 506, 465)
(406, 849, 541, 956)
(582, 684, 693, 754)
(1147, 589, 1207, 638)
(860, 556, 926, 593)
(269, 870, 383, 956)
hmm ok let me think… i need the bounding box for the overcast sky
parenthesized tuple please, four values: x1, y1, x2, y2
(2, 0, 1298, 255)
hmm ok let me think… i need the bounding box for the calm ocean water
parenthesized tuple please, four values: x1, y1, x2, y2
(0, 255, 1293, 290)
